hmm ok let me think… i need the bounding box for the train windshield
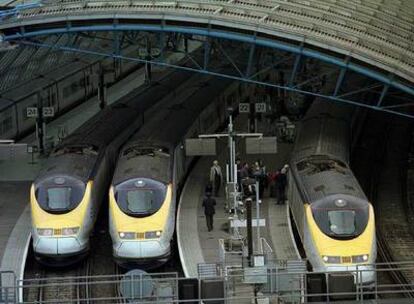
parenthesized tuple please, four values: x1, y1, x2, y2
(47, 187, 72, 210)
(328, 210, 356, 235)
(115, 178, 167, 217)
(35, 176, 85, 213)
(311, 197, 368, 239)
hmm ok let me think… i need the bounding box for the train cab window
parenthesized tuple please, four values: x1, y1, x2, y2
(311, 199, 369, 239)
(127, 190, 153, 213)
(35, 176, 85, 213)
(47, 187, 72, 210)
(115, 178, 167, 217)
(328, 210, 356, 235)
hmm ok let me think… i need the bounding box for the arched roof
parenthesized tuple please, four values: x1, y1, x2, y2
(0, 0, 413, 85)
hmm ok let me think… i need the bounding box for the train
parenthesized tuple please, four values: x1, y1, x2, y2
(29, 68, 193, 265)
(109, 72, 248, 267)
(0, 38, 141, 140)
(288, 83, 377, 288)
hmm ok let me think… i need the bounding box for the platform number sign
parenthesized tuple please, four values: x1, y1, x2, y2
(239, 103, 250, 113)
(255, 103, 266, 113)
(42, 107, 55, 118)
(26, 107, 38, 118)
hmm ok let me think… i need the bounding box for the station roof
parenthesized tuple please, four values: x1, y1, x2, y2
(0, 0, 413, 84)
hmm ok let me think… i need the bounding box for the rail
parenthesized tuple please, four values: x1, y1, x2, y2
(363, 113, 414, 299)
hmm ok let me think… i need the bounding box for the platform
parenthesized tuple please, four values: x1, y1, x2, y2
(177, 135, 300, 278)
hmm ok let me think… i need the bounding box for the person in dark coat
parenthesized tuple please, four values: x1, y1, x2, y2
(202, 192, 216, 231)
(205, 182, 213, 196)
(209, 160, 223, 197)
(276, 166, 288, 204)
(236, 158, 242, 191)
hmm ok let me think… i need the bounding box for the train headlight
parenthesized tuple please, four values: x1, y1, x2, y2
(145, 230, 162, 239)
(322, 255, 341, 264)
(37, 228, 53, 236)
(62, 227, 80, 236)
(119, 232, 135, 239)
(352, 254, 369, 263)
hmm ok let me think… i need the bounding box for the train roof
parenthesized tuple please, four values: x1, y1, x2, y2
(56, 103, 140, 152)
(113, 72, 234, 185)
(113, 142, 172, 185)
(290, 81, 367, 204)
(127, 76, 232, 145)
(292, 100, 353, 164)
(295, 165, 367, 203)
(36, 102, 141, 182)
(37, 68, 194, 182)
(35, 152, 96, 183)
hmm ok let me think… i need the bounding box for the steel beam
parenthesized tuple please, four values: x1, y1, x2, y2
(245, 34, 256, 78)
(203, 37, 210, 70)
(113, 31, 120, 56)
(376, 84, 390, 108)
(3, 24, 414, 98)
(215, 40, 243, 76)
(159, 26, 165, 61)
(10, 38, 414, 119)
(289, 52, 302, 87)
(291, 70, 337, 90)
(248, 54, 293, 80)
(337, 84, 383, 99)
(333, 56, 351, 96)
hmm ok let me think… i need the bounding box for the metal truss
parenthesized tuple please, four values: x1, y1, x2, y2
(5, 29, 413, 119)
(0, 0, 412, 117)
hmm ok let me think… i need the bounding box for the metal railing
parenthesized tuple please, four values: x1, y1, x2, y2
(0, 271, 16, 304)
(4, 261, 414, 303)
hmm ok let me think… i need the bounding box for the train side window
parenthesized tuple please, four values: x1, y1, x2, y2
(0, 116, 13, 135)
(63, 86, 71, 97)
(50, 92, 57, 106)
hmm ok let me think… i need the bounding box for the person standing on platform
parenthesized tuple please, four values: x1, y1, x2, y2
(202, 192, 216, 232)
(210, 160, 223, 197)
(236, 158, 242, 191)
(253, 160, 266, 198)
(276, 165, 288, 204)
(205, 182, 213, 196)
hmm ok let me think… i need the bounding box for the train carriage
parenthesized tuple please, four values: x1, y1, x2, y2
(109, 73, 246, 267)
(288, 98, 377, 286)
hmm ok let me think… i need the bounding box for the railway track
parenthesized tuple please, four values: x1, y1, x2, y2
(23, 259, 91, 303)
(374, 117, 414, 296)
(353, 109, 414, 297)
